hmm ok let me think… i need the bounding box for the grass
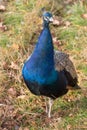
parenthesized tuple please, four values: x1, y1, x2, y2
(0, 34, 9, 47)
(0, 0, 87, 129)
(67, 1, 87, 26)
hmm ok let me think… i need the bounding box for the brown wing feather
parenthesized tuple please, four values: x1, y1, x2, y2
(54, 50, 77, 79)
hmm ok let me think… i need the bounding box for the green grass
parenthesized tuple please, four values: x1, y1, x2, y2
(63, 97, 87, 127)
(58, 27, 77, 41)
(77, 64, 87, 76)
(0, 35, 9, 47)
(14, 0, 37, 11)
(4, 13, 23, 26)
(67, 1, 87, 26)
(0, 0, 87, 130)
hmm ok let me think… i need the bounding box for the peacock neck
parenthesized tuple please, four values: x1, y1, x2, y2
(43, 20, 49, 28)
(24, 21, 58, 85)
(33, 21, 54, 64)
(26, 20, 55, 70)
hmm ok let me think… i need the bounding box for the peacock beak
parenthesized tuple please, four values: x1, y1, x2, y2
(49, 17, 54, 22)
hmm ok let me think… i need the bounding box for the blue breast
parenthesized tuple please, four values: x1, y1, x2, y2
(22, 26, 58, 85)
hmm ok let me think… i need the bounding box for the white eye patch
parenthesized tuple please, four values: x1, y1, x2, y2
(43, 16, 50, 22)
(43, 16, 53, 23)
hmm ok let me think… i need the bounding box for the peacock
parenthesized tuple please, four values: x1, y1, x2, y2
(22, 11, 81, 118)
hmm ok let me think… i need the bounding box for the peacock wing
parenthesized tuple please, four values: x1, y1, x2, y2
(54, 50, 78, 79)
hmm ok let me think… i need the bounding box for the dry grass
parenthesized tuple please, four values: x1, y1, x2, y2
(0, 0, 87, 130)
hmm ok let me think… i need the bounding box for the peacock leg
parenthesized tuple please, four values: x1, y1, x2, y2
(48, 98, 53, 118)
(45, 97, 48, 113)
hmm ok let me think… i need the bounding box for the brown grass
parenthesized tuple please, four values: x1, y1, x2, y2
(0, 0, 87, 130)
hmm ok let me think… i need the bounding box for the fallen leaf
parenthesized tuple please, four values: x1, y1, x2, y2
(19, 127, 22, 130)
(64, 21, 71, 27)
(9, 62, 19, 70)
(0, 108, 4, 117)
(2, 128, 8, 130)
(69, 113, 73, 117)
(67, 124, 72, 130)
(64, 0, 73, 4)
(17, 95, 26, 99)
(24, 127, 29, 130)
(11, 43, 19, 50)
(8, 87, 17, 97)
(82, 14, 87, 19)
(53, 37, 62, 46)
(53, 37, 57, 43)
(0, 22, 7, 31)
(0, 5, 6, 11)
(53, 19, 60, 26)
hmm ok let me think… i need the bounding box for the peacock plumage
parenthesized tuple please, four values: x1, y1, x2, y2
(22, 11, 80, 118)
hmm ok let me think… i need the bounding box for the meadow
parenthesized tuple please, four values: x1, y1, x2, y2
(0, 0, 87, 129)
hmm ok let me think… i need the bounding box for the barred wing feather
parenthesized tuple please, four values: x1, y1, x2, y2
(54, 50, 77, 79)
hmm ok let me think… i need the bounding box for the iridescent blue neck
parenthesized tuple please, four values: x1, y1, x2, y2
(24, 20, 58, 85)
(43, 20, 49, 28)
(26, 20, 54, 67)
(34, 20, 54, 65)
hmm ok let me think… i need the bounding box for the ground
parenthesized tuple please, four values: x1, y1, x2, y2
(0, 0, 87, 130)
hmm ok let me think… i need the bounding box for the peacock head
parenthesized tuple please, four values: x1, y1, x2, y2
(43, 12, 53, 24)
